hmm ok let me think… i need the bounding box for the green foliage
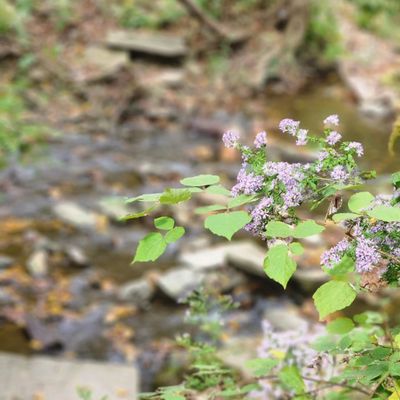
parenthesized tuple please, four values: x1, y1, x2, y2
(264, 244, 297, 289)
(180, 174, 220, 187)
(245, 358, 278, 378)
(367, 206, 400, 222)
(313, 280, 357, 319)
(348, 191, 375, 213)
(265, 220, 325, 239)
(204, 211, 251, 240)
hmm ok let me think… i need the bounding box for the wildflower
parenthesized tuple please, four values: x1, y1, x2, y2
(254, 131, 267, 148)
(331, 165, 349, 181)
(323, 114, 339, 126)
(231, 168, 264, 196)
(326, 131, 342, 145)
(296, 129, 308, 146)
(355, 237, 381, 273)
(345, 142, 364, 157)
(321, 239, 350, 269)
(222, 130, 239, 148)
(278, 118, 300, 136)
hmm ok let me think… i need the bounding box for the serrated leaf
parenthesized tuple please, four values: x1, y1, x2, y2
(194, 204, 226, 214)
(367, 206, 400, 222)
(265, 221, 292, 238)
(228, 194, 257, 208)
(348, 192, 374, 213)
(126, 193, 162, 203)
(332, 213, 360, 223)
(165, 227, 185, 244)
(313, 281, 357, 320)
(159, 188, 192, 205)
(180, 174, 220, 187)
(206, 185, 231, 196)
(245, 358, 278, 377)
(133, 232, 167, 263)
(292, 220, 325, 238)
(264, 244, 297, 288)
(204, 211, 251, 240)
(154, 216, 175, 230)
(327, 317, 355, 334)
(289, 242, 304, 255)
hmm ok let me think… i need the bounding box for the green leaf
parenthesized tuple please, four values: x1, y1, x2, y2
(265, 221, 292, 238)
(292, 220, 325, 238)
(245, 358, 278, 377)
(332, 213, 360, 223)
(324, 255, 355, 276)
(393, 171, 400, 189)
(228, 194, 257, 208)
(120, 206, 156, 221)
(204, 211, 251, 240)
(367, 206, 400, 222)
(154, 216, 175, 230)
(313, 281, 357, 320)
(327, 317, 355, 334)
(194, 204, 226, 214)
(180, 174, 220, 187)
(133, 232, 167, 263)
(206, 185, 231, 196)
(126, 193, 162, 203)
(289, 242, 304, 255)
(279, 366, 305, 394)
(348, 192, 374, 213)
(159, 188, 192, 205)
(264, 244, 297, 288)
(165, 227, 185, 244)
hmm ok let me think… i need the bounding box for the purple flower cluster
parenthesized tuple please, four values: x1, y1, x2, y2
(222, 130, 239, 148)
(231, 168, 264, 196)
(330, 165, 349, 181)
(345, 141, 364, 157)
(296, 129, 308, 146)
(323, 114, 339, 126)
(254, 131, 267, 148)
(326, 131, 342, 145)
(250, 320, 331, 399)
(321, 239, 350, 269)
(278, 118, 299, 136)
(355, 237, 381, 273)
(245, 197, 273, 236)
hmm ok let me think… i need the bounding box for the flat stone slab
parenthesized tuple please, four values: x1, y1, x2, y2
(0, 353, 138, 400)
(106, 30, 187, 58)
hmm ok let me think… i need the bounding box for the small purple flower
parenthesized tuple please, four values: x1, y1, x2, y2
(254, 131, 267, 148)
(279, 118, 300, 136)
(321, 239, 350, 269)
(326, 131, 342, 146)
(222, 130, 239, 148)
(296, 129, 308, 146)
(331, 165, 349, 181)
(345, 142, 364, 157)
(232, 168, 264, 196)
(355, 237, 381, 273)
(323, 114, 339, 126)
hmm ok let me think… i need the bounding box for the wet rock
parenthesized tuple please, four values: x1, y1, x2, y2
(52, 202, 100, 230)
(73, 46, 129, 83)
(97, 197, 130, 222)
(63, 245, 89, 268)
(293, 268, 328, 292)
(156, 267, 203, 301)
(26, 250, 48, 277)
(179, 245, 230, 271)
(0, 353, 138, 400)
(106, 30, 187, 58)
(203, 268, 246, 293)
(225, 241, 266, 277)
(0, 255, 14, 270)
(263, 300, 308, 331)
(118, 278, 155, 307)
